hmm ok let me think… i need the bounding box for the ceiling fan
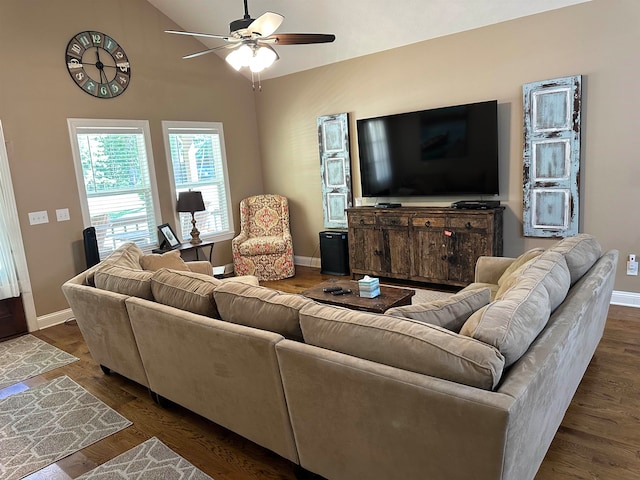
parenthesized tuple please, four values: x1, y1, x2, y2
(165, 0, 335, 77)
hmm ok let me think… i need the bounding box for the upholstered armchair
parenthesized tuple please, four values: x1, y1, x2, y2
(232, 194, 295, 281)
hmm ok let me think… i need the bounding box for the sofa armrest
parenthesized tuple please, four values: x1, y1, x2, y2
(475, 256, 516, 284)
(186, 261, 213, 276)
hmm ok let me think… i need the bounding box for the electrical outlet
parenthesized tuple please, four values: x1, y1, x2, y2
(627, 253, 638, 276)
(56, 208, 70, 222)
(28, 211, 49, 225)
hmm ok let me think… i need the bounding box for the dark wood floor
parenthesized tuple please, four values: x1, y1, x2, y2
(8, 266, 640, 479)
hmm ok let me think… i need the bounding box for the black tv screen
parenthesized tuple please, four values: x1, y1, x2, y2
(357, 100, 499, 197)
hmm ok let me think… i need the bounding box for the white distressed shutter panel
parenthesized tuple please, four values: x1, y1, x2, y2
(522, 75, 582, 237)
(317, 113, 352, 229)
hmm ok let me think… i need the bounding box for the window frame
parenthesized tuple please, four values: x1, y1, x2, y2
(67, 118, 162, 254)
(161, 120, 235, 243)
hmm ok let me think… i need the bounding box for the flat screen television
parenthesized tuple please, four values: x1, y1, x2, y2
(357, 100, 499, 197)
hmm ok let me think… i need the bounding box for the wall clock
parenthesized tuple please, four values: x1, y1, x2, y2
(65, 31, 131, 98)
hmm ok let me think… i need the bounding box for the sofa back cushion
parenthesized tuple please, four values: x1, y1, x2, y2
(94, 265, 153, 300)
(300, 303, 505, 390)
(461, 277, 551, 366)
(213, 283, 313, 341)
(150, 270, 260, 318)
(385, 288, 491, 332)
(151, 268, 223, 317)
(549, 233, 602, 285)
(495, 251, 570, 312)
(86, 242, 143, 286)
(497, 248, 545, 288)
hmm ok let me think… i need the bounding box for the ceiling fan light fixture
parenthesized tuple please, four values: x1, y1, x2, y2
(225, 44, 253, 70)
(250, 45, 278, 72)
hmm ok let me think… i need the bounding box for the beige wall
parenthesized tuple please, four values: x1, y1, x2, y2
(255, 0, 640, 293)
(3, 0, 639, 319)
(0, 0, 263, 316)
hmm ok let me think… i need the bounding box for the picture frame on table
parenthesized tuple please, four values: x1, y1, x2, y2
(157, 223, 181, 250)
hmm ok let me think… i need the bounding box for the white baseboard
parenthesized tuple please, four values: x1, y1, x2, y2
(611, 290, 640, 308)
(294, 255, 321, 269)
(37, 308, 75, 330)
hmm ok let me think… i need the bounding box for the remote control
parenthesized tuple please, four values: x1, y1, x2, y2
(323, 286, 343, 293)
(331, 289, 352, 295)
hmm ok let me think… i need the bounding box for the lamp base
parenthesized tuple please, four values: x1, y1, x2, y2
(190, 215, 202, 244)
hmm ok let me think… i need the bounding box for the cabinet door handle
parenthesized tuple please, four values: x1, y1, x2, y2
(465, 222, 472, 229)
(374, 250, 382, 256)
(424, 220, 431, 228)
(359, 219, 365, 225)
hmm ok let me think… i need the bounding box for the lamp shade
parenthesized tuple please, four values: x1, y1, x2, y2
(176, 191, 205, 213)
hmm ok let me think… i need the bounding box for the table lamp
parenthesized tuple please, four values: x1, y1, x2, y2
(176, 190, 206, 244)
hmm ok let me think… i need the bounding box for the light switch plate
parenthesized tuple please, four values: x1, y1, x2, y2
(56, 208, 70, 222)
(28, 211, 49, 225)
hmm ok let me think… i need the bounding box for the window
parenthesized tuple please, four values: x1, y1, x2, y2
(68, 119, 161, 258)
(162, 121, 234, 242)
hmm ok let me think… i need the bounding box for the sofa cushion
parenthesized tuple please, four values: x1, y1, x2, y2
(497, 248, 545, 287)
(495, 251, 570, 311)
(86, 242, 143, 286)
(213, 283, 313, 341)
(150, 270, 260, 318)
(460, 277, 551, 367)
(151, 268, 222, 317)
(300, 303, 505, 390)
(385, 288, 491, 332)
(94, 265, 153, 300)
(549, 233, 602, 285)
(140, 250, 189, 272)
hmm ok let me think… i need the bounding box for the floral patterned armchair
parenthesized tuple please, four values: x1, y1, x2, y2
(232, 194, 295, 281)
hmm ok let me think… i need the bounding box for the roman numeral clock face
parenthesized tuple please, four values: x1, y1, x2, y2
(66, 31, 131, 98)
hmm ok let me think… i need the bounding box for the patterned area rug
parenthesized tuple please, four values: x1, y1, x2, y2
(77, 437, 213, 480)
(0, 334, 79, 390)
(0, 375, 132, 480)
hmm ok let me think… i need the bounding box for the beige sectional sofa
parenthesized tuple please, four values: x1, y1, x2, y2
(62, 235, 618, 480)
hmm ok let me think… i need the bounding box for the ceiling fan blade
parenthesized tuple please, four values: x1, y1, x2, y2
(165, 30, 231, 41)
(182, 44, 237, 60)
(263, 33, 336, 45)
(246, 12, 284, 37)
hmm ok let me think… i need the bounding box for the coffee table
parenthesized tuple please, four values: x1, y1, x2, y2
(301, 279, 415, 314)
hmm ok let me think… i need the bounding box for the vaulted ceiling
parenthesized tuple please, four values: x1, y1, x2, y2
(147, 0, 591, 79)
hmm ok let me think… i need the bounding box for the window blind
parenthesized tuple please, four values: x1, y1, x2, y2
(164, 122, 234, 242)
(69, 120, 160, 259)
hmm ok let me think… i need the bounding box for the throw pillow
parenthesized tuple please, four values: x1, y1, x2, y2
(299, 303, 505, 390)
(140, 250, 189, 272)
(385, 288, 491, 332)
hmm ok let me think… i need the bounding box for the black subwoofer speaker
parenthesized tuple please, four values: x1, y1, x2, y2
(83, 226, 100, 268)
(319, 230, 349, 276)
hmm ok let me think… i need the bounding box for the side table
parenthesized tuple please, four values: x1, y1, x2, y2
(152, 239, 214, 262)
